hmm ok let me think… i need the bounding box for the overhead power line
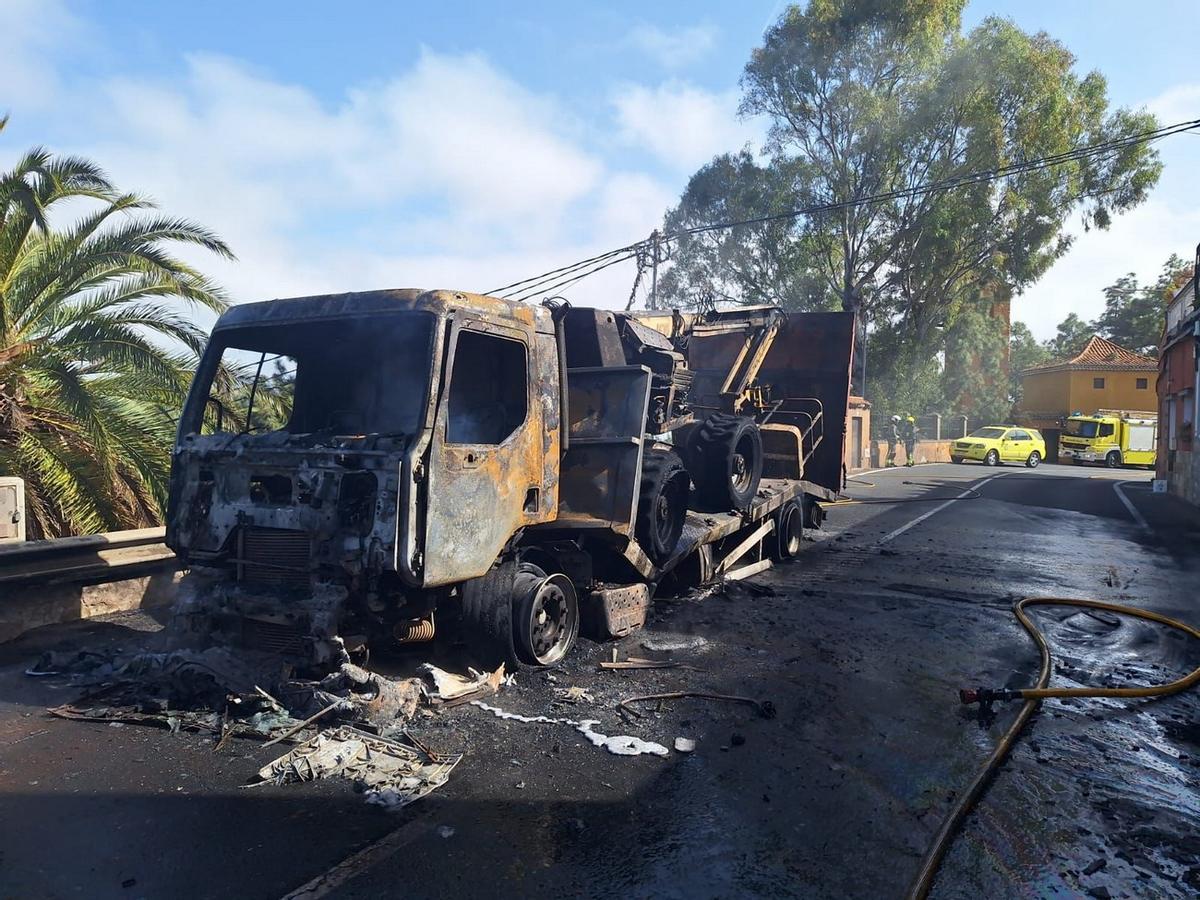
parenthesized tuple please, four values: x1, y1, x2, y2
(489, 116, 1200, 302)
(677, 116, 1200, 239)
(488, 243, 643, 299)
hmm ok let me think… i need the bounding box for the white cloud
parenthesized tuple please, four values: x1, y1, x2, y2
(594, 172, 676, 244)
(58, 50, 628, 304)
(1013, 81, 1200, 341)
(0, 0, 84, 110)
(1145, 82, 1200, 125)
(1012, 199, 1200, 340)
(1, 16, 722, 315)
(613, 80, 758, 172)
(626, 23, 717, 69)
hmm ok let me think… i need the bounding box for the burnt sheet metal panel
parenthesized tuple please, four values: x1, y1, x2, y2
(555, 366, 652, 535)
(756, 311, 855, 494)
(760, 424, 803, 479)
(421, 317, 550, 588)
(686, 327, 750, 412)
(211, 288, 551, 335)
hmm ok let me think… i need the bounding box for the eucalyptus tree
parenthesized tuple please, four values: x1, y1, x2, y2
(662, 0, 1163, 399)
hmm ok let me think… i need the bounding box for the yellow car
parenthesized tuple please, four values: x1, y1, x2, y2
(951, 426, 1045, 468)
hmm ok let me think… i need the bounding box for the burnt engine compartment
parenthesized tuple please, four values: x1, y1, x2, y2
(168, 433, 443, 656)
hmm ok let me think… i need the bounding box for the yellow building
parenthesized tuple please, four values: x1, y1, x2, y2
(1016, 335, 1157, 461)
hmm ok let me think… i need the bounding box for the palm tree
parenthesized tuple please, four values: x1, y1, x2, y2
(0, 117, 234, 538)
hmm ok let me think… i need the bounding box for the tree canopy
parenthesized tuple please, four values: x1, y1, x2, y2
(660, 0, 1163, 417)
(1091, 254, 1194, 355)
(1042, 254, 1195, 361)
(0, 117, 233, 537)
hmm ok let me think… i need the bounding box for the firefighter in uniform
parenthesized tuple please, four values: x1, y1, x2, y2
(886, 415, 901, 467)
(902, 414, 918, 467)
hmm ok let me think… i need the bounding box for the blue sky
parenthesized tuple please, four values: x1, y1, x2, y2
(3, 0, 1199, 339)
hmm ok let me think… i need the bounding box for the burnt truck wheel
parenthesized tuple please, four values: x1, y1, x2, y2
(772, 498, 803, 561)
(635, 450, 690, 564)
(460, 560, 521, 670)
(688, 414, 764, 511)
(513, 563, 579, 667)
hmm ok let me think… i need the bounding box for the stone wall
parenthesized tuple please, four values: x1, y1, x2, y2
(870, 439, 955, 467)
(0, 572, 179, 644)
(1167, 448, 1199, 506)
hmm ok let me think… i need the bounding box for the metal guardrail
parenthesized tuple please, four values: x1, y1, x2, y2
(0, 527, 178, 587)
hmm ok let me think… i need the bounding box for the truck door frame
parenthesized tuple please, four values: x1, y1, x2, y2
(419, 315, 544, 587)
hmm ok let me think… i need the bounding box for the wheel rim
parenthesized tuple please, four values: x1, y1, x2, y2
(986, 451, 998, 466)
(1029, 452, 1040, 467)
(516, 572, 578, 666)
(654, 493, 672, 543)
(780, 504, 802, 557)
(654, 475, 687, 548)
(730, 433, 755, 493)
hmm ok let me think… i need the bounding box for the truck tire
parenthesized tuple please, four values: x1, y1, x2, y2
(513, 563, 579, 667)
(460, 560, 520, 670)
(688, 414, 763, 511)
(802, 494, 825, 530)
(635, 449, 690, 564)
(772, 498, 803, 561)
(1105, 450, 1122, 468)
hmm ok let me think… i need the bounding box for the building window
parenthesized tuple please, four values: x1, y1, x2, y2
(1093, 377, 1105, 389)
(1136, 377, 1148, 390)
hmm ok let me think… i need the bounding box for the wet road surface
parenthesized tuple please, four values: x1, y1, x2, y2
(1, 462, 1198, 899)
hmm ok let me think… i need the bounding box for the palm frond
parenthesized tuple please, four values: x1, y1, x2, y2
(1, 135, 232, 536)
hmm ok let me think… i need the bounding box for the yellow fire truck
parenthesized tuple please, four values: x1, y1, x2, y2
(1058, 410, 1157, 468)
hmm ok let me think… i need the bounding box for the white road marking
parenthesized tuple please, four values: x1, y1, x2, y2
(279, 818, 431, 900)
(877, 472, 1009, 545)
(849, 461, 957, 480)
(1112, 481, 1151, 533)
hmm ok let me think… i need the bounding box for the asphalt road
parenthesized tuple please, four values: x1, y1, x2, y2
(1, 462, 1198, 899)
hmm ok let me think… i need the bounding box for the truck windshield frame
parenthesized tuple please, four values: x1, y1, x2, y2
(1065, 420, 1100, 438)
(181, 312, 438, 438)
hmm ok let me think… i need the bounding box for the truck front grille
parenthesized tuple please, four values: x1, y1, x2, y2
(241, 618, 308, 655)
(238, 527, 311, 587)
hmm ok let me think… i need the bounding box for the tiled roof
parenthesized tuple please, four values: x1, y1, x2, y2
(1023, 335, 1157, 374)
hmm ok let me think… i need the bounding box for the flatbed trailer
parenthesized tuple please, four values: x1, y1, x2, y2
(580, 476, 834, 641)
(622, 477, 832, 582)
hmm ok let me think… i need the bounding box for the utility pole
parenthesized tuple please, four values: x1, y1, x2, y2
(860, 305, 869, 401)
(649, 230, 660, 310)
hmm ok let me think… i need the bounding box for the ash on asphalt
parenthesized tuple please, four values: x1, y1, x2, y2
(0, 463, 1198, 899)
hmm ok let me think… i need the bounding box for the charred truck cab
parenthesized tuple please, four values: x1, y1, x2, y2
(168, 289, 854, 669)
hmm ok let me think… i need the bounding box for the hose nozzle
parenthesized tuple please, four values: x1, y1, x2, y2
(959, 687, 1022, 708)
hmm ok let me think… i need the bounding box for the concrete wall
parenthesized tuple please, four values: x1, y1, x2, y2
(0, 573, 179, 644)
(1165, 448, 1199, 506)
(871, 439, 955, 467)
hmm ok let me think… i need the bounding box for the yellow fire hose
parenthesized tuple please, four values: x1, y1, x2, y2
(908, 597, 1200, 900)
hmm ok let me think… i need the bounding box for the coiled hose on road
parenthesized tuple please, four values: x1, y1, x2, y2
(908, 597, 1200, 900)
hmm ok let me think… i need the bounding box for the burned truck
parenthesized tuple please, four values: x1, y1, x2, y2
(166, 289, 854, 668)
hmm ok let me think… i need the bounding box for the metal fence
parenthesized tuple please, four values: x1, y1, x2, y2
(871, 414, 989, 441)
